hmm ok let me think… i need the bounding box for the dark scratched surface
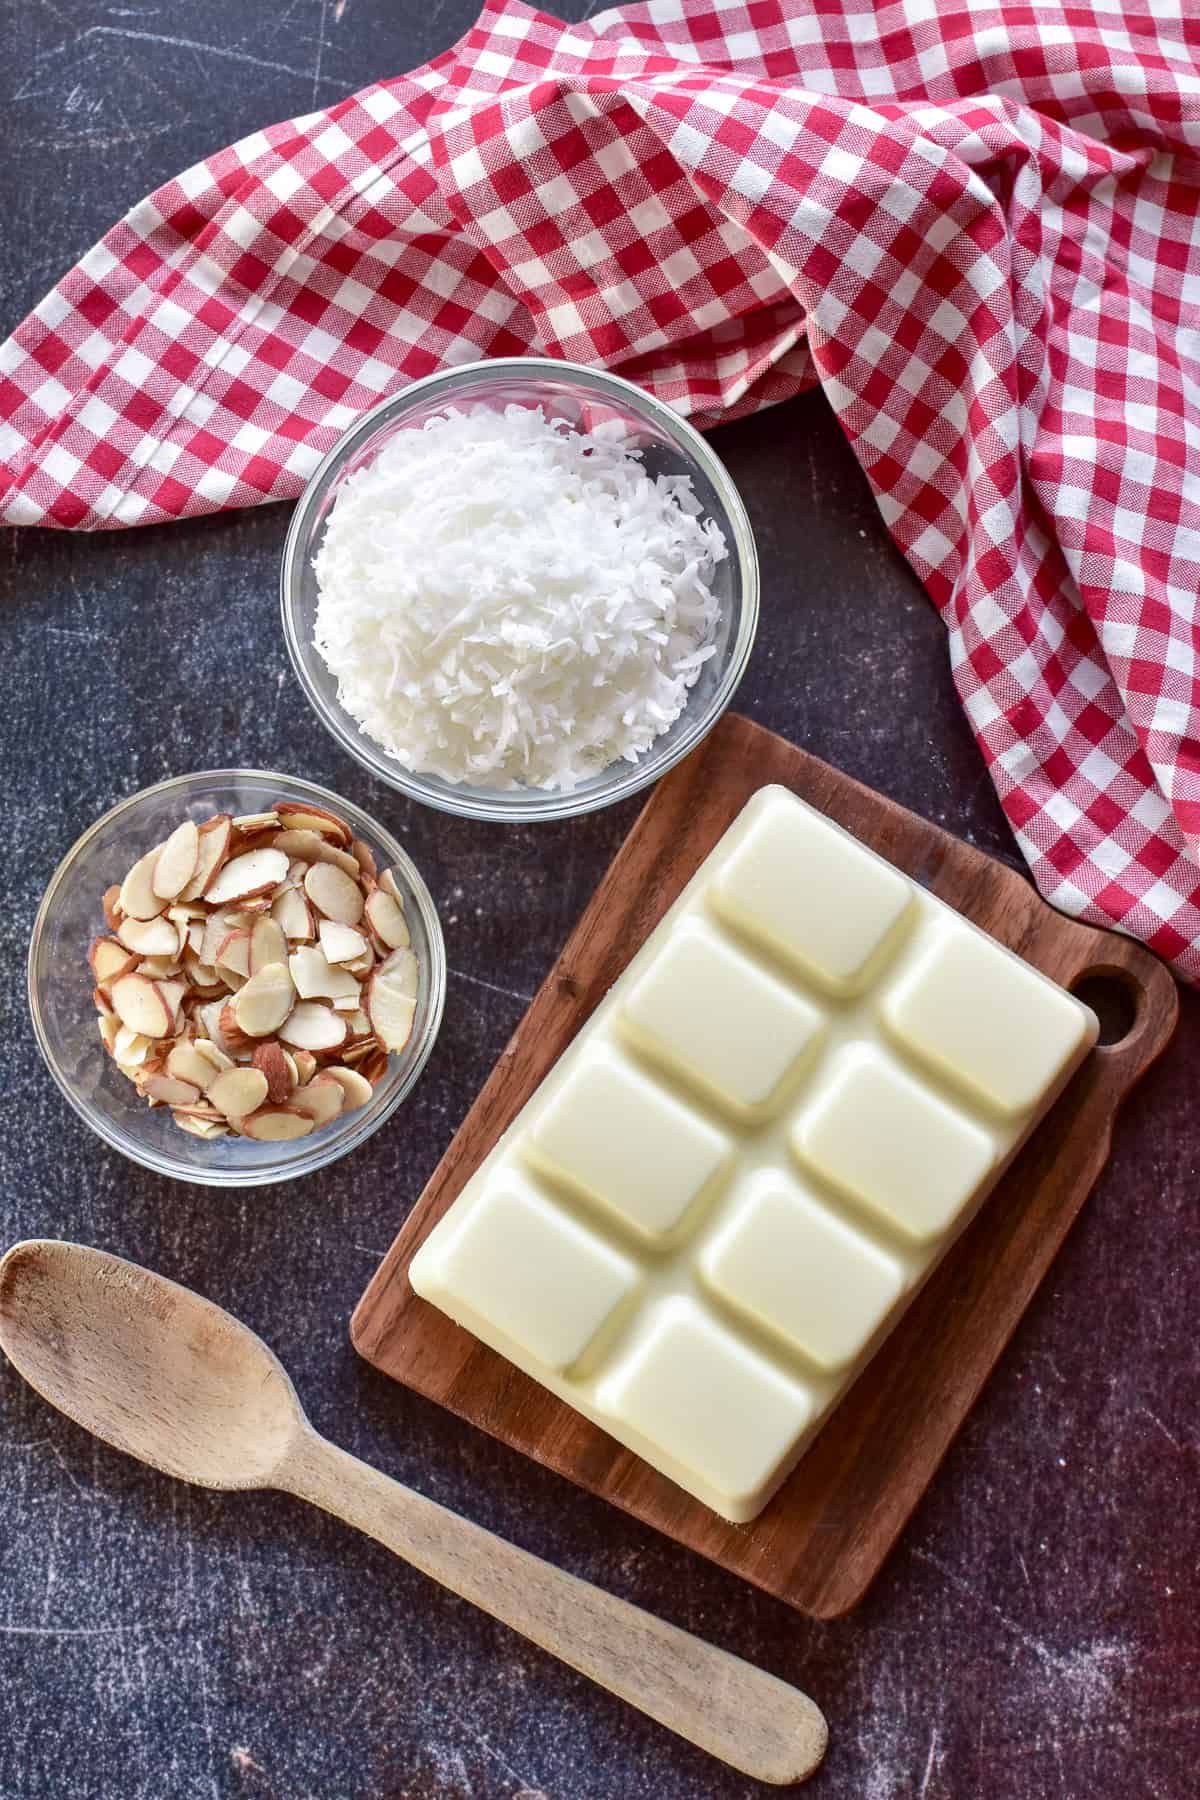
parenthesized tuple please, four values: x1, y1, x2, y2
(2, 3, 1198, 1796)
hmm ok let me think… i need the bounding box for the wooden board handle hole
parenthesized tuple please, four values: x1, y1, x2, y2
(1069, 967, 1143, 1047)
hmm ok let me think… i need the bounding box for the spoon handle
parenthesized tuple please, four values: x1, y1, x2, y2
(279, 1430, 826, 1785)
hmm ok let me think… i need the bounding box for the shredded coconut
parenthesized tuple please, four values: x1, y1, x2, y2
(312, 404, 727, 791)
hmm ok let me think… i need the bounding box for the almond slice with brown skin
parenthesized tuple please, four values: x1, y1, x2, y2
(242, 1106, 315, 1142)
(341, 1040, 375, 1066)
(110, 973, 172, 1038)
(248, 914, 288, 975)
(270, 886, 315, 942)
(117, 913, 182, 959)
(93, 986, 115, 1017)
(288, 944, 360, 1001)
(324, 1065, 373, 1111)
(143, 1072, 202, 1106)
(290, 1072, 345, 1126)
(156, 979, 189, 1033)
(173, 1112, 230, 1140)
(273, 803, 351, 845)
(360, 1047, 389, 1085)
(137, 956, 183, 982)
(365, 947, 417, 1053)
(180, 815, 233, 901)
(303, 861, 364, 927)
(317, 920, 368, 964)
(193, 1035, 234, 1074)
(218, 1000, 255, 1052)
(252, 1040, 294, 1105)
(379, 869, 404, 906)
(119, 847, 169, 921)
(351, 838, 377, 881)
(205, 847, 289, 906)
(208, 1065, 270, 1120)
(90, 936, 138, 986)
(198, 1001, 239, 1058)
(278, 1002, 347, 1053)
(214, 928, 251, 980)
(167, 1042, 219, 1090)
(292, 1049, 317, 1085)
(98, 1014, 121, 1055)
(233, 962, 295, 1038)
(151, 819, 200, 900)
(274, 830, 360, 877)
(232, 812, 281, 833)
(102, 885, 124, 932)
(364, 887, 410, 951)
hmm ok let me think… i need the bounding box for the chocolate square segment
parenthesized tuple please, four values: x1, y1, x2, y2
(882, 923, 1095, 1118)
(711, 793, 914, 995)
(620, 921, 825, 1120)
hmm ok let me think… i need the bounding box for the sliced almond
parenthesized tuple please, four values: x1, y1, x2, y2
(207, 1065, 269, 1120)
(365, 947, 417, 1053)
(278, 1003, 347, 1053)
(114, 1025, 152, 1066)
(352, 838, 377, 881)
(98, 1014, 121, 1055)
(232, 811, 281, 833)
(214, 928, 251, 980)
(252, 1040, 294, 1105)
(194, 1035, 234, 1074)
(180, 815, 232, 901)
(248, 914, 288, 975)
(331, 995, 361, 1014)
(173, 1112, 229, 1140)
(137, 955, 183, 982)
(233, 962, 294, 1038)
(90, 936, 137, 986)
(242, 1106, 315, 1142)
(288, 944, 360, 1002)
(273, 804, 351, 845)
(167, 901, 207, 923)
(325, 1065, 373, 1111)
(292, 1049, 316, 1085)
(341, 1039, 376, 1066)
(364, 887, 409, 951)
(166, 1042, 218, 1090)
(143, 1073, 202, 1106)
(274, 830, 360, 877)
(198, 1001, 240, 1059)
(318, 920, 368, 965)
(345, 948, 376, 979)
(270, 886, 315, 943)
(151, 818, 200, 899)
(303, 861, 364, 927)
(156, 980, 189, 1033)
(379, 869, 404, 906)
(360, 1047, 389, 1085)
(218, 999, 255, 1050)
(110, 973, 172, 1038)
(290, 1072, 345, 1126)
(205, 848, 289, 906)
(93, 985, 115, 1017)
(119, 846, 168, 921)
(102, 885, 123, 932)
(117, 913, 182, 959)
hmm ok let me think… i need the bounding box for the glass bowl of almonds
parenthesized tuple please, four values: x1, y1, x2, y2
(28, 770, 446, 1186)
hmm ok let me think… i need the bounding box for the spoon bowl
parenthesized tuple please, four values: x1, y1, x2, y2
(0, 1239, 300, 1488)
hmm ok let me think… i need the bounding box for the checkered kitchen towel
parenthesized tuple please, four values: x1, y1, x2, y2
(3, 2, 1200, 979)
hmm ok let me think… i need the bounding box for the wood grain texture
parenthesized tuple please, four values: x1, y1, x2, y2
(352, 715, 1179, 1619)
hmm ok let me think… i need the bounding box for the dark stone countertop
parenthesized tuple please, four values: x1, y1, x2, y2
(2, 5, 1197, 1797)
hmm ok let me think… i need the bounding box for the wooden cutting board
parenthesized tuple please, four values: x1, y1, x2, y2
(352, 716, 1178, 1619)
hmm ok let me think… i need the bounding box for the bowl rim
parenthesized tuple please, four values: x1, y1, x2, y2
(27, 768, 446, 1188)
(280, 355, 759, 823)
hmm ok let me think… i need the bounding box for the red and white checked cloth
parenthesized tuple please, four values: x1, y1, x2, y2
(3, 2, 1200, 979)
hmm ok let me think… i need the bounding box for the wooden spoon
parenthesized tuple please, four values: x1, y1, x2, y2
(0, 1239, 827, 1785)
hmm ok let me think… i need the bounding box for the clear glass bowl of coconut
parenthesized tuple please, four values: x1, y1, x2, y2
(281, 359, 759, 823)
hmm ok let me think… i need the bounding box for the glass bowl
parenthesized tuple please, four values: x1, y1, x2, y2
(280, 358, 759, 822)
(28, 771, 446, 1187)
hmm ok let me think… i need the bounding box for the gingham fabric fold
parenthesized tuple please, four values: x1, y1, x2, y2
(4, 1, 1200, 979)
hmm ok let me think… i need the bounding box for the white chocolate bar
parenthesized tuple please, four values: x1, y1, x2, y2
(411, 787, 1098, 1522)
